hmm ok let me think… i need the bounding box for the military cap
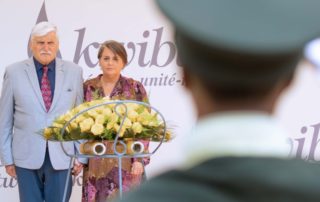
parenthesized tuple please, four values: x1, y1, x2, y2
(156, 0, 320, 86)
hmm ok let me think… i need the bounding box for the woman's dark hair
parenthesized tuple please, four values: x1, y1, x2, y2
(98, 40, 128, 66)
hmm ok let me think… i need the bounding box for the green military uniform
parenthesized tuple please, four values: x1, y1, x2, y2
(116, 0, 320, 201)
(122, 158, 320, 202)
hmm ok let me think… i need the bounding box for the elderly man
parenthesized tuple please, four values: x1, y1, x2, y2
(0, 21, 84, 202)
(117, 0, 320, 201)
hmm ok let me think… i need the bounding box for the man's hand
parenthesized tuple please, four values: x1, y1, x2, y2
(72, 159, 83, 176)
(5, 165, 16, 178)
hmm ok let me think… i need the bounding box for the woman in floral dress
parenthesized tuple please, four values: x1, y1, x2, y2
(82, 40, 150, 202)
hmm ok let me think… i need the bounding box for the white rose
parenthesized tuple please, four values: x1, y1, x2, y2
(115, 105, 126, 115)
(79, 118, 94, 132)
(127, 110, 138, 122)
(108, 113, 119, 124)
(102, 107, 112, 116)
(121, 118, 132, 128)
(95, 114, 105, 125)
(74, 103, 88, 113)
(132, 122, 143, 134)
(70, 121, 78, 129)
(87, 109, 99, 118)
(107, 122, 115, 130)
(75, 115, 86, 123)
(126, 103, 139, 111)
(52, 122, 63, 129)
(113, 123, 126, 137)
(91, 123, 104, 136)
(95, 106, 104, 114)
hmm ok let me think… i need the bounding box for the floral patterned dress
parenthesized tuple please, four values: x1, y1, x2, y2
(82, 74, 150, 202)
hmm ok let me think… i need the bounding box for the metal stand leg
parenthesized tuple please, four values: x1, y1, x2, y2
(62, 157, 74, 202)
(57, 101, 165, 202)
(118, 156, 123, 199)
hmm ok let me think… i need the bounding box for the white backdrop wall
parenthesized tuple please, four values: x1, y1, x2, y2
(0, 1, 320, 201)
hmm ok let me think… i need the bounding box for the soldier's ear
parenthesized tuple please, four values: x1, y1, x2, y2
(182, 68, 190, 90)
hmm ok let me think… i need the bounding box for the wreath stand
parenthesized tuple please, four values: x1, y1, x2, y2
(58, 100, 167, 202)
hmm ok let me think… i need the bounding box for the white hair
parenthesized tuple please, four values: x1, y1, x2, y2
(30, 21, 59, 40)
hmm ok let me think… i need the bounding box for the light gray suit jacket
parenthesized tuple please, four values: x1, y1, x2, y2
(0, 58, 84, 170)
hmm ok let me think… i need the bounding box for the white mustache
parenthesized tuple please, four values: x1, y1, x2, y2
(40, 50, 52, 55)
